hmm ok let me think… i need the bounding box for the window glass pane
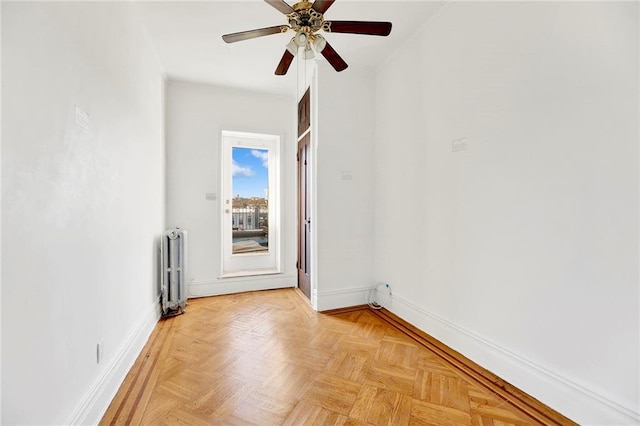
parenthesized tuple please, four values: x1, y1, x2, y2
(231, 147, 269, 254)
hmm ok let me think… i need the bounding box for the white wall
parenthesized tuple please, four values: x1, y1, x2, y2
(373, 2, 639, 424)
(2, 3, 165, 424)
(315, 65, 376, 310)
(165, 80, 297, 297)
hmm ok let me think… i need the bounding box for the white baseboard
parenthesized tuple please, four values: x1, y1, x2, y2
(388, 294, 640, 426)
(316, 286, 370, 312)
(188, 273, 296, 298)
(67, 296, 162, 425)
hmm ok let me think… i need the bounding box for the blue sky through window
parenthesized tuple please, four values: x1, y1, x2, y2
(232, 147, 269, 198)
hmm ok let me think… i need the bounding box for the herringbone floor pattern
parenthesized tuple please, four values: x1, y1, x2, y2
(101, 289, 566, 425)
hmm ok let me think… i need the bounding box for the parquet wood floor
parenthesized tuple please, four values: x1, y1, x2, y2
(101, 288, 573, 425)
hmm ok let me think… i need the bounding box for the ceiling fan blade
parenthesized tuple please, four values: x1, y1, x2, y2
(265, 0, 295, 15)
(311, 0, 335, 14)
(320, 41, 348, 72)
(275, 50, 295, 75)
(326, 21, 392, 36)
(222, 26, 288, 44)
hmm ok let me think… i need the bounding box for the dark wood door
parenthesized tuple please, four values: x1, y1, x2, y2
(297, 132, 311, 298)
(298, 87, 310, 137)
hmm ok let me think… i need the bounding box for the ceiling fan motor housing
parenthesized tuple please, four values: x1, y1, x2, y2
(289, 3, 325, 33)
(292, 1, 313, 12)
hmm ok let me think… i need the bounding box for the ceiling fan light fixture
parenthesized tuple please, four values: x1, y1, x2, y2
(286, 38, 298, 55)
(303, 45, 315, 59)
(294, 31, 308, 47)
(312, 34, 327, 53)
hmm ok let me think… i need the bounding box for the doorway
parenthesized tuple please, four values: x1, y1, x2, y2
(221, 131, 280, 276)
(297, 87, 311, 298)
(297, 133, 311, 298)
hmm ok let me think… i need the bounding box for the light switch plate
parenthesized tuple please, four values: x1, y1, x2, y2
(452, 138, 467, 152)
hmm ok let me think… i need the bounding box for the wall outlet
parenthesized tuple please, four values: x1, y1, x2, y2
(96, 340, 104, 364)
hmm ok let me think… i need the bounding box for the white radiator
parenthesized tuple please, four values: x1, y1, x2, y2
(161, 228, 188, 316)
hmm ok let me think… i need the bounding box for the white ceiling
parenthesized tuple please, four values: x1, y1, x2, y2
(135, 1, 445, 96)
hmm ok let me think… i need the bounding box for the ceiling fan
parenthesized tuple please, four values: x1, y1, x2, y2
(222, 0, 392, 75)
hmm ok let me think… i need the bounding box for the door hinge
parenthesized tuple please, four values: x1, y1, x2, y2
(296, 261, 299, 269)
